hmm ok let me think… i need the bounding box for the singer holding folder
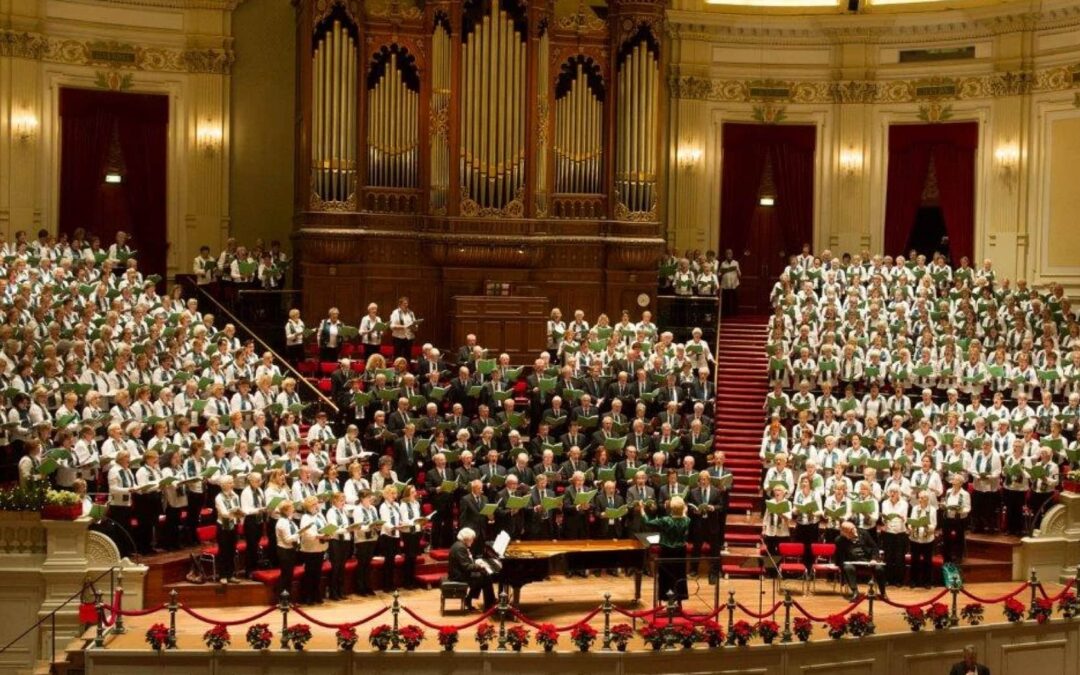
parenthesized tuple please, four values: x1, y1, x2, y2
(638, 496, 690, 605)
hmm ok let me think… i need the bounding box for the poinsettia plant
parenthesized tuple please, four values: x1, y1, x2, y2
(283, 623, 312, 651)
(698, 620, 725, 648)
(1033, 597, 1054, 624)
(756, 620, 780, 644)
(1058, 592, 1078, 619)
(398, 624, 425, 651)
(570, 624, 597, 652)
(1003, 597, 1026, 623)
(671, 622, 696, 648)
(903, 607, 927, 631)
(203, 624, 230, 651)
(437, 626, 459, 651)
(928, 602, 951, 630)
(506, 625, 531, 652)
(145, 623, 175, 651)
(245, 623, 273, 650)
(610, 623, 634, 651)
(369, 624, 395, 651)
(824, 614, 848, 640)
(640, 624, 667, 650)
(336, 625, 358, 651)
(961, 603, 985, 626)
(731, 620, 754, 646)
(536, 623, 559, 652)
(475, 622, 496, 651)
(846, 612, 875, 638)
(793, 617, 813, 642)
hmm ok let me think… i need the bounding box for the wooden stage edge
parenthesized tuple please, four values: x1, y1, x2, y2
(106, 577, 1066, 653)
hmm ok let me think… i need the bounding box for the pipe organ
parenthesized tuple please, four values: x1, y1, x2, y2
(294, 0, 666, 346)
(555, 59, 604, 195)
(311, 16, 358, 206)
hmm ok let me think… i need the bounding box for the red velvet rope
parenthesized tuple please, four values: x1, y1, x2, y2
(676, 608, 724, 624)
(511, 607, 601, 632)
(401, 605, 496, 630)
(290, 604, 390, 630)
(958, 583, 1028, 605)
(1037, 580, 1076, 603)
(114, 604, 167, 617)
(734, 602, 783, 619)
(791, 596, 865, 622)
(179, 604, 278, 626)
(877, 588, 950, 610)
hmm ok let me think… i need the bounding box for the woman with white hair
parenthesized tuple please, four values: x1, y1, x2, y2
(879, 484, 909, 587)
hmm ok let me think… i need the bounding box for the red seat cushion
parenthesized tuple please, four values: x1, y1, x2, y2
(428, 549, 451, 562)
(251, 569, 279, 584)
(415, 572, 445, 587)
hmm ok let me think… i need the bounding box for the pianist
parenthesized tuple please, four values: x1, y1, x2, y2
(834, 521, 887, 602)
(449, 527, 497, 612)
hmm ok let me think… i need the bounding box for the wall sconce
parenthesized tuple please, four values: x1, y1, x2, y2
(994, 143, 1020, 190)
(11, 111, 39, 144)
(676, 146, 703, 170)
(196, 120, 223, 155)
(838, 147, 863, 177)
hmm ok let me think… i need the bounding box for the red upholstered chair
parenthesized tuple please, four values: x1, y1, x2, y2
(810, 542, 839, 594)
(777, 542, 809, 594)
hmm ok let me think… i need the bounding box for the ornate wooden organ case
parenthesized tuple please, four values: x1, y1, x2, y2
(293, 0, 666, 345)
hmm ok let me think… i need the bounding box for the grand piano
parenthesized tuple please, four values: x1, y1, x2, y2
(496, 539, 648, 605)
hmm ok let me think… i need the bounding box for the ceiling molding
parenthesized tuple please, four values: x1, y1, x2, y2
(52, 0, 247, 10)
(0, 29, 234, 74)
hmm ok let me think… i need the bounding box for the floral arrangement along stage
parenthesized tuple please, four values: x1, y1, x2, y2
(756, 620, 780, 644)
(961, 603, 985, 626)
(610, 623, 634, 651)
(731, 620, 754, 646)
(398, 625, 425, 651)
(437, 626, 459, 652)
(145, 623, 175, 651)
(336, 625, 358, 652)
(369, 624, 394, 651)
(506, 625, 531, 652)
(475, 622, 496, 651)
(1003, 598, 1026, 624)
(903, 607, 926, 632)
(536, 624, 559, 652)
(928, 603, 951, 630)
(202, 624, 230, 651)
(283, 623, 312, 651)
(825, 614, 848, 640)
(792, 617, 813, 642)
(846, 612, 875, 638)
(569, 624, 597, 652)
(1033, 598, 1054, 625)
(1059, 592, 1078, 620)
(245, 623, 272, 650)
(698, 620, 726, 648)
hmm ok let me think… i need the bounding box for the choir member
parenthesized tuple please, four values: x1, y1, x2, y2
(351, 490, 381, 596)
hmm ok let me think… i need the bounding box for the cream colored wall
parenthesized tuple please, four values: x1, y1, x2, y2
(666, 0, 1080, 292)
(230, 0, 295, 255)
(0, 0, 233, 278)
(1043, 116, 1080, 269)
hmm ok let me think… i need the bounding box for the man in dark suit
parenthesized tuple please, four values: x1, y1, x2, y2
(624, 471, 656, 535)
(607, 371, 634, 411)
(387, 398, 413, 433)
(559, 419, 588, 457)
(615, 446, 643, 493)
(834, 521, 887, 601)
(397, 374, 423, 413)
(392, 423, 423, 482)
(507, 451, 535, 487)
(482, 369, 509, 411)
(572, 394, 600, 424)
(455, 450, 482, 490)
(458, 480, 491, 550)
(494, 475, 528, 539)
(424, 453, 457, 549)
(688, 471, 725, 583)
(455, 335, 479, 366)
(448, 527, 496, 611)
(416, 402, 443, 438)
(448, 366, 476, 407)
(525, 474, 557, 540)
(581, 365, 606, 406)
(561, 473, 592, 576)
(478, 448, 506, 498)
(417, 348, 447, 380)
(628, 420, 654, 460)
(592, 481, 625, 539)
(656, 400, 683, 433)
(541, 396, 569, 430)
(330, 359, 353, 401)
(949, 646, 990, 675)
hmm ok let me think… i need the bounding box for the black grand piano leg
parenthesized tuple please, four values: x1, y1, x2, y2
(513, 586, 522, 607)
(633, 570, 642, 605)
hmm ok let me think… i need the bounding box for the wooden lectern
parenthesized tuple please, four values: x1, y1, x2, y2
(449, 296, 548, 363)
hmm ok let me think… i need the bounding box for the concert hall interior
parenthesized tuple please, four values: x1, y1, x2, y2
(3, 0, 1080, 673)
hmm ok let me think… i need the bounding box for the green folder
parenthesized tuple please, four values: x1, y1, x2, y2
(597, 467, 616, 483)
(604, 436, 627, 451)
(543, 416, 567, 429)
(578, 415, 598, 430)
(538, 378, 557, 394)
(476, 359, 496, 376)
(491, 390, 512, 403)
(623, 466, 641, 480)
(850, 500, 876, 515)
(319, 524, 339, 537)
(353, 391, 373, 407)
(825, 506, 848, 521)
(795, 501, 818, 515)
(408, 394, 428, 409)
(506, 494, 531, 510)
(541, 495, 563, 511)
(765, 500, 790, 515)
(1043, 437, 1064, 452)
(487, 474, 506, 488)
(505, 412, 525, 428)
(479, 501, 499, 517)
(769, 358, 786, 372)
(562, 388, 584, 402)
(573, 489, 597, 506)
(657, 439, 681, 454)
(864, 366, 881, 379)
(265, 496, 286, 513)
(908, 516, 930, 529)
(913, 365, 934, 378)
(603, 505, 629, 519)
(709, 474, 733, 490)
(867, 457, 892, 472)
(467, 385, 483, 398)
(378, 388, 400, 402)
(1027, 465, 1049, 480)
(428, 386, 447, 402)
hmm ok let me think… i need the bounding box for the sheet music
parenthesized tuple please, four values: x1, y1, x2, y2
(644, 534, 660, 545)
(492, 530, 511, 557)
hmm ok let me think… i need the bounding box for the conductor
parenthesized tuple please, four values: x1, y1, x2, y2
(834, 521, 887, 602)
(638, 495, 691, 606)
(449, 527, 496, 612)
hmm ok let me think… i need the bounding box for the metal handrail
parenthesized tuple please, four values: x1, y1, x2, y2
(193, 286, 340, 414)
(0, 565, 119, 661)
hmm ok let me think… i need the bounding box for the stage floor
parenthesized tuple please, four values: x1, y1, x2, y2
(105, 576, 1063, 652)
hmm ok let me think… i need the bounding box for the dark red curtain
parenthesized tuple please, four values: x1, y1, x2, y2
(59, 88, 169, 275)
(884, 122, 978, 262)
(720, 123, 816, 256)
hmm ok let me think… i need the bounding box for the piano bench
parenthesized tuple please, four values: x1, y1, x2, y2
(439, 581, 470, 615)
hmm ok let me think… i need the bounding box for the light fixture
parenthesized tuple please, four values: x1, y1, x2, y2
(759, 196, 775, 207)
(11, 110, 39, 144)
(994, 142, 1020, 190)
(676, 145, 703, 170)
(839, 147, 864, 177)
(196, 120, 223, 155)
(104, 173, 123, 184)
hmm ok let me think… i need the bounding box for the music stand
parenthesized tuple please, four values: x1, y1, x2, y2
(739, 556, 780, 615)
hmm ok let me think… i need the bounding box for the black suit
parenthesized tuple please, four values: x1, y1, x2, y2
(834, 530, 887, 597)
(393, 435, 423, 481)
(330, 368, 353, 401)
(495, 486, 528, 539)
(458, 492, 490, 548)
(561, 486, 591, 540)
(417, 359, 446, 379)
(688, 485, 724, 574)
(448, 540, 495, 609)
(507, 464, 535, 487)
(424, 466, 456, 549)
(948, 662, 990, 675)
(592, 492, 625, 539)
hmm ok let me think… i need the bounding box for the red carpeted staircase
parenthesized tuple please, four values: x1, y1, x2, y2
(713, 315, 770, 549)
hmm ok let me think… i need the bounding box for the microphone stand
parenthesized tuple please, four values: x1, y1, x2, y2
(760, 536, 780, 613)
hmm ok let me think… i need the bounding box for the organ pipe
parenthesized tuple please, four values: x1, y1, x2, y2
(553, 61, 603, 194)
(366, 50, 419, 189)
(311, 19, 357, 205)
(460, 0, 525, 210)
(430, 24, 449, 212)
(616, 40, 657, 213)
